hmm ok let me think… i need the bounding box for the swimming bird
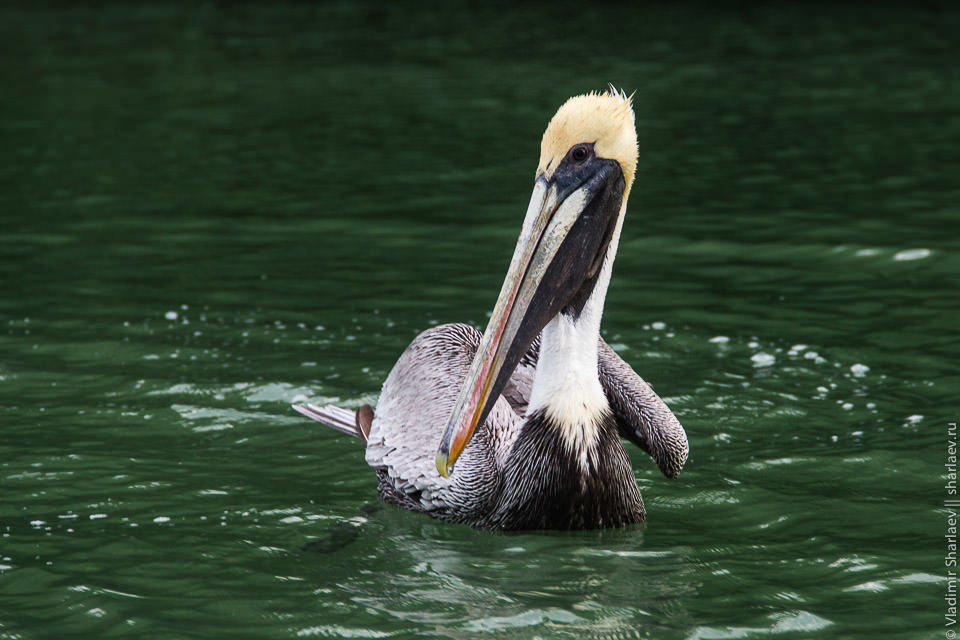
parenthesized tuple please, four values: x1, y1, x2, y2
(294, 87, 688, 530)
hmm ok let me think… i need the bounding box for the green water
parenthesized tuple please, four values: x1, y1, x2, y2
(1, 3, 956, 638)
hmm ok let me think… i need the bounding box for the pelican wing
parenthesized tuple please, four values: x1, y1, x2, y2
(365, 323, 520, 519)
(597, 340, 689, 478)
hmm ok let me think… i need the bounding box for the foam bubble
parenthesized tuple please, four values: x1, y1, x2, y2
(752, 352, 776, 367)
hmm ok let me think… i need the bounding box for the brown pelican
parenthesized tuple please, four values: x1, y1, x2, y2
(295, 87, 688, 530)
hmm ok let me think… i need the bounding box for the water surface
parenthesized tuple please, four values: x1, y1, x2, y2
(1, 3, 956, 638)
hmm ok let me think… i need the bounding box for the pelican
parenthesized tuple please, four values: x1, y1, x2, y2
(295, 87, 688, 530)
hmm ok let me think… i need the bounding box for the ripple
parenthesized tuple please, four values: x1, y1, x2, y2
(893, 248, 931, 261)
(463, 607, 584, 632)
(844, 580, 888, 592)
(295, 626, 395, 638)
(690, 610, 832, 638)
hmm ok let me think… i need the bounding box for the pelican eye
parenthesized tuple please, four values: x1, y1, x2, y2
(571, 145, 589, 163)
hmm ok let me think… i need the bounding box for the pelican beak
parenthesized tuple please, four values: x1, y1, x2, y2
(435, 157, 626, 477)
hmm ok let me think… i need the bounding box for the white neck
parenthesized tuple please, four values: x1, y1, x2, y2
(526, 203, 627, 452)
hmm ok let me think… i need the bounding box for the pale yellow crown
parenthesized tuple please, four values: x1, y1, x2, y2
(537, 86, 638, 189)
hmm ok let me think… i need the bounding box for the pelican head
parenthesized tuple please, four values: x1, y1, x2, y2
(437, 87, 639, 477)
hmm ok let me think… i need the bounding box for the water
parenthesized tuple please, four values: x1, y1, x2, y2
(1, 3, 956, 638)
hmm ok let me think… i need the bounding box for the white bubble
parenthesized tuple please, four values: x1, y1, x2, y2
(153, 516, 171, 523)
(850, 363, 870, 377)
(164, 311, 178, 321)
(751, 352, 775, 367)
(651, 321, 666, 330)
(709, 336, 729, 344)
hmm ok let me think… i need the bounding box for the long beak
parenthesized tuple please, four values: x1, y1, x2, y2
(435, 164, 624, 477)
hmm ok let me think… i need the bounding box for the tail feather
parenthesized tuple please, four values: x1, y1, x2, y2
(293, 403, 364, 440)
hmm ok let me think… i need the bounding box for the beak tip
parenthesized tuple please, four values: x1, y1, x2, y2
(435, 450, 452, 478)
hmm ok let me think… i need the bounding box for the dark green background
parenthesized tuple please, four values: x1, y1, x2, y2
(1, 3, 956, 638)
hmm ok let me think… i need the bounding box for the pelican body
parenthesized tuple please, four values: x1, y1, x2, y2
(295, 88, 688, 530)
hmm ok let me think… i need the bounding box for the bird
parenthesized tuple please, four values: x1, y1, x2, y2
(294, 86, 688, 531)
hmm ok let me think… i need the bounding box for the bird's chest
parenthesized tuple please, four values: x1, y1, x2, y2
(491, 413, 643, 530)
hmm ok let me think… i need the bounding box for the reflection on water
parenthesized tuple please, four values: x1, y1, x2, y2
(1, 2, 955, 639)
